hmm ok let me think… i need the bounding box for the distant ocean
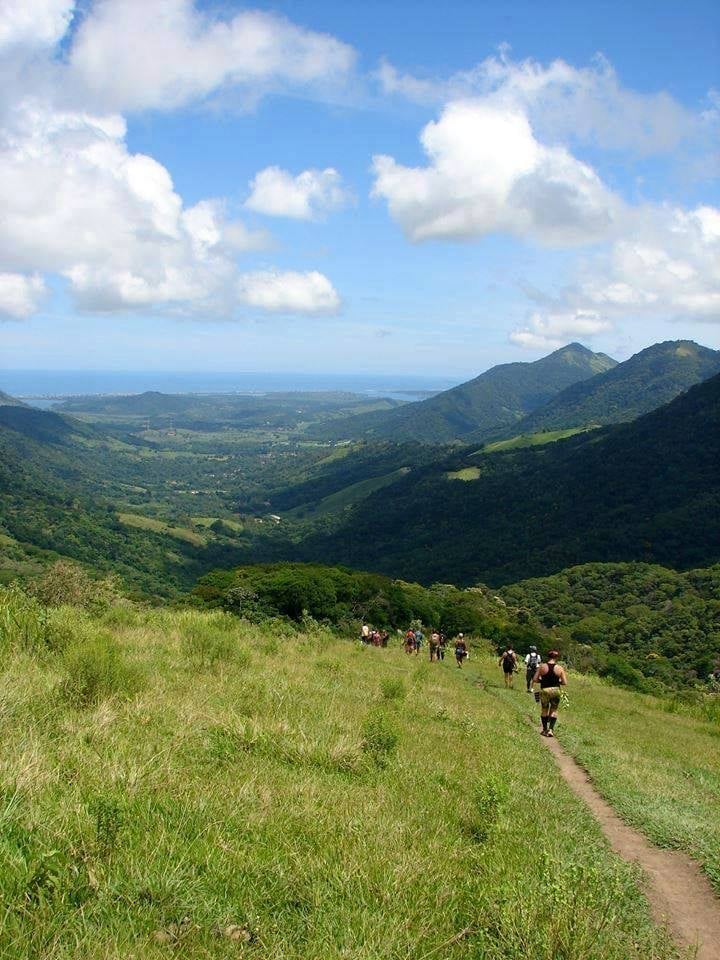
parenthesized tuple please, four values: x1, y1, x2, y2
(1, 370, 460, 406)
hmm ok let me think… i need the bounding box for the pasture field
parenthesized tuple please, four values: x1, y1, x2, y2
(471, 658, 720, 893)
(0, 597, 688, 959)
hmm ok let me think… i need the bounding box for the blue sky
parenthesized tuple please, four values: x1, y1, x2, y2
(0, 0, 718, 377)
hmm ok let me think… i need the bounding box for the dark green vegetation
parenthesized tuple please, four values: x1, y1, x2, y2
(508, 340, 720, 437)
(0, 586, 685, 959)
(308, 343, 616, 443)
(301, 373, 720, 586)
(193, 562, 538, 644)
(500, 562, 720, 688)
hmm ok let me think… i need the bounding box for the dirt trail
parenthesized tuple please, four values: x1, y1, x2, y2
(541, 731, 720, 960)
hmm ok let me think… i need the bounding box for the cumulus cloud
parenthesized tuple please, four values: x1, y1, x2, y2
(237, 270, 340, 313)
(510, 205, 720, 347)
(0, 272, 46, 319)
(372, 99, 622, 246)
(0, 2, 346, 319)
(67, 0, 355, 113)
(378, 52, 705, 155)
(245, 166, 350, 220)
(0, 0, 74, 50)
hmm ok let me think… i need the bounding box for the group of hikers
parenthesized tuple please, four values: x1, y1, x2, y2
(360, 623, 567, 736)
(401, 628, 469, 666)
(498, 645, 568, 737)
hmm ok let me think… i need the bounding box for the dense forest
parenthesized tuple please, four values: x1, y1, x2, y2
(299, 373, 720, 584)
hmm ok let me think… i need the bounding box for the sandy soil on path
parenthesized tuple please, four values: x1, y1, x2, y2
(541, 731, 720, 960)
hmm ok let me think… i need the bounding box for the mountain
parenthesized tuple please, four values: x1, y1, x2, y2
(501, 340, 720, 438)
(308, 344, 617, 444)
(0, 389, 27, 407)
(298, 372, 720, 586)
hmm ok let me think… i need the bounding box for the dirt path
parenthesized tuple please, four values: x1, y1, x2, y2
(540, 731, 720, 959)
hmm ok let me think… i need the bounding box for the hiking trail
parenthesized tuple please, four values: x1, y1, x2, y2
(466, 672, 720, 958)
(541, 723, 720, 959)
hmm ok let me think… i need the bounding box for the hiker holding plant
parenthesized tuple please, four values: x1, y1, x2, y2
(533, 650, 567, 737)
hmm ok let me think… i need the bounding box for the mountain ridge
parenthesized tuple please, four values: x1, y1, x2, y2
(497, 340, 720, 439)
(308, 343, 617, 443)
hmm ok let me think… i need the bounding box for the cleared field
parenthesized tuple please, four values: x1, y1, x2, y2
(482, 426, 594, 453)
(286, 467, 410, 518)
(118, 513, 207, 546)
(445, 466, 482, 481)
(0, 597, 682, 959)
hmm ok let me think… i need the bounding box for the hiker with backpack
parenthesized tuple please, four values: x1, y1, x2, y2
(454, 634, 468, 668)
(437, 632, 447, 661)
(525, 646, 541, 692)
(499, 647, 518, 688)
(404, 629, 416, 655)
(429, 631, 440, 662)
(532, 650, 567, 737)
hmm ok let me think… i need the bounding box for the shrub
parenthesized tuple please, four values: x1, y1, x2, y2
(0, 585, 51, 653)
(379, 677, 406, 702)
(61, 634, 142, 707)
(361, 709, 398, 768)
(465, 775, 508, 843)
(27, 561, 121, 610)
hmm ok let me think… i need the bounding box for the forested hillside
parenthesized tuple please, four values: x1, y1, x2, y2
(506, 340, 720, 437)
(308, 344, 616, 443)
(300, 373, 720, 585)
(500, 561, 720, 687)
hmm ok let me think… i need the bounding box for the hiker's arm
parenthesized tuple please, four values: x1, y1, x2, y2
(532, 666, 542, 685)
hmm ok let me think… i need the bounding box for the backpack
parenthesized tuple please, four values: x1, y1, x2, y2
(502, 652, 515, 668)
(527, 653, 540, 670)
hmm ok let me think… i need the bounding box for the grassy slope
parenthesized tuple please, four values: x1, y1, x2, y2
(0, 606, 680, 960)
(469, 657, 720, 893)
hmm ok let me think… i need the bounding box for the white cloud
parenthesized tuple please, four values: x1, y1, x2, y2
(67, 0, 355, 112)
(510, 204, 720, 347)
(0, 100, 334, 315)
(510, 311, 612, 349)
(0, 272, 46, 318)
(237, 270, 340, 313)
(0, 0, 74, 50)
(378, 52, 704, 155)
(0, 3, 347, 320)
(372, 99, 622, 246)
(245, 166, 350, 220)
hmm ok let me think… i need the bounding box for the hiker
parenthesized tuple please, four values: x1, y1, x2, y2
(454, 633, 468, 668)
(533, 650, 567, 737)
(437, 632, 447, 661)
(404, 629, 416, 655)
(414, 628, 424, 656)
(361, 623, 370, 644)
(525, 646, 541, 692)
(429, 631, 440, 662)
(499, 647, 518, 688)
(380, 630, 389, 648)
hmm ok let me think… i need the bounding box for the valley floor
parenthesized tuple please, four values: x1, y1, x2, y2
(1, 606, 717, 958)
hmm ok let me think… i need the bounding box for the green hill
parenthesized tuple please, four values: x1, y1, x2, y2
(505, 340, 720, 437)
(308, 343, 616, 443)
(0, 583, 703, 957)
(300, 372, 720, 586)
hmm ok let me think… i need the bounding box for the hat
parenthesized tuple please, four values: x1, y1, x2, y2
(529, 645, 537, 652)
(458, 633, 464, 638)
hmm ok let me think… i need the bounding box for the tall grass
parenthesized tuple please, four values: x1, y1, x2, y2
(0, 593, 684, 959)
